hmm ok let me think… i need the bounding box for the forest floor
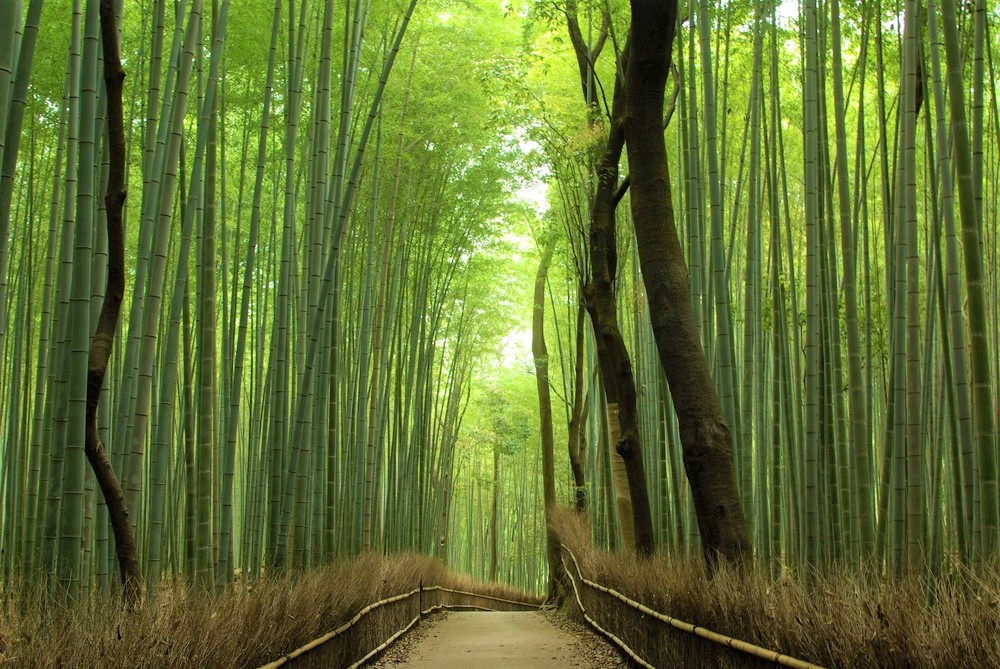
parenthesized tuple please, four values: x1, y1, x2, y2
(367, 609, 629, 668)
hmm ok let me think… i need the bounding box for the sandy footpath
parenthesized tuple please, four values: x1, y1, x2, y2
(370, 610, 627, 668)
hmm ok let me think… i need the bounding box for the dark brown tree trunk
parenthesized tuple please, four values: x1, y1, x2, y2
(567, 300, 588, 512)
(566, 4, 656, 556)
(623, 0, 751, 568)
(582, 97, 655, 556)
(88, 0, 143, 606)
(532, 238, 561, 595)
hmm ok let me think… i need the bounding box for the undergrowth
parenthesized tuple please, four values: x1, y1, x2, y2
(0, 554, 538, 668)
(552, 507, 1000, 668)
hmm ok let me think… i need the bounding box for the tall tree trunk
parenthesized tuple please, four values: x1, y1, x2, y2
(623, 0, 750, 568)
(566, 5, 655, 557)
(532, 237, 559, 595)
(567, 300, 588, 511)
(86, 0, 142, 606)
(585, 107, 655, 555)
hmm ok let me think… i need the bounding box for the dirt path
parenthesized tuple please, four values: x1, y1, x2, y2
(371, 610, 626, 668)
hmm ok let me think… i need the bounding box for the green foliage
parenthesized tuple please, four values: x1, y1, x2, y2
(2, 0, 999, 606)
(484, 386, 536, 457)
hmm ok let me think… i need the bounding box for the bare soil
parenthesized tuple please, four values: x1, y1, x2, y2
(368, 610, 628, 668)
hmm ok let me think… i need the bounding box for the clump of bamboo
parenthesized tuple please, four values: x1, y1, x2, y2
(552, 507, 1000, 668)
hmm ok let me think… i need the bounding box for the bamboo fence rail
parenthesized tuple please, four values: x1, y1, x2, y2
(559, 543, 827, 669)
(257, 584, 541, 668)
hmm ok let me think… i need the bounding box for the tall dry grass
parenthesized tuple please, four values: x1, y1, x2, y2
(0, 554, 540, 668)
(551, 507, 1000, 668)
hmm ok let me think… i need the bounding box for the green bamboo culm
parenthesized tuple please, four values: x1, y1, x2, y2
(938, 0, 998, 562)
(58, 0, 98, 602)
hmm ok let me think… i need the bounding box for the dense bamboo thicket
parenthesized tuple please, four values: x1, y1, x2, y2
(530, 0, 1000, 580)
(0, 0, 548, 599)
(0, 0, 998, 623)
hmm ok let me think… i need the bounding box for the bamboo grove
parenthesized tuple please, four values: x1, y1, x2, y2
(0, 0, 999, 604)
(528, 0, 1000, 577)
(0, 0, 546, 598)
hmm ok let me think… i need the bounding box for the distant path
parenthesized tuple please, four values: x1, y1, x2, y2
(372, 610, 626, 668)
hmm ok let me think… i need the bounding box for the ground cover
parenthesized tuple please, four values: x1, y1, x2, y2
(0, 553, 539, 668)
(552, 507, 1000, 668)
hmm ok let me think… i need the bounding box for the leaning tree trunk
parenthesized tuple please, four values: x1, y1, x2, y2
(532, 236, 560, 596)
(585, 77, 655, 556)
(622, 0, 751, 568)
(566, 300, 589, 511)
(565, 5, 655, 556)
(86, 0, 142, 606)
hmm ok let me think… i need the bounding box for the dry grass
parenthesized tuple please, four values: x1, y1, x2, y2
(551, 507, 1000, 668)
(0, 554, 540, 668)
